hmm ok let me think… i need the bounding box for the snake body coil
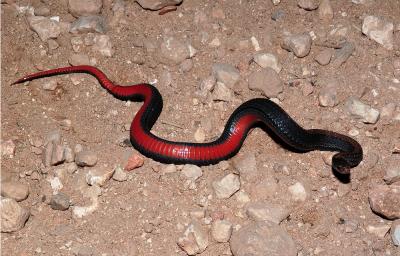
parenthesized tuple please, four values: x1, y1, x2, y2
(13, 65, 363, 174)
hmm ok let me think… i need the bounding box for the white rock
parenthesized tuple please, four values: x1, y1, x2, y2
(1, 139, 16, 158)
(248, 68, 283, 98)
(288, 182, 307, 202)
(384, 162, 400, 184)
(93, 34, 114, 57)
(27, 16, 60, 41)
(181, 164, 203, 181)
(281, 33, 312, 58)
(318, 0, 334, 21)
(253, 52, 282, 73)
(362, 16, 394, 50)
(112, 165, 127, 182)
(391, 220, 400, 246)
(135, 0, 182, 10)
(345, 97, 380, 124)
(212, 173, 240, 199)
(194, 127, 206, 142)
(1, 198, 30, 232)
(68, 0, 103, 17)
(69, 53, 91, 66)
(70, 15, 106, 34)
(297, 0, 318, 10)
(366, 224, 391, 238)
(212, 63, 240, 89)
(212, 82, 234, 102)
(246, 201, 290, 224)
(177, 221, 209, 255)
(211, 220, 233, 243)
(160, 36, 190, 64)
(318, 80, 338, 107)
(86, 168, 115, 186)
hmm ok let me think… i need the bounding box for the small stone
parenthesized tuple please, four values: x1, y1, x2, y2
(248, 68, 283, 98)
(212, 173, 240, 199)
(301, 80, 314, 96)
(71, 244, 95, 256)
(211, 220, 232, 243)
(230, 221, 297, 256)
(318, 80, 338, 107)
(1, 198, 30, 232)
(124, 154, 144, 171)
(199, 76, 216, 94)
(288, 182, 308, 202)
(68, 0, 103, 17)
(1, 139, 16, 158)
(391, 220, 400, 246)
(181, 164, 203, 181)
(272, 0, 281, 5)
(212, 82, 234, 102)
(209, 37, 221, 47)
(48, 39, 59, 50)
(362, 16, 394, 50)
(314, 49, 333, 65)
(70, 15, 106, 34)
(160, 36, 190, 64)
(318, 0, 334, 21)
(112, 165, 127, 182)
(180, 59, 193, 73)
(253, 52, 282, 73)
(232, 152, 258, 182)
(194, 127, 206, 142)
(297, 0, 319, 10)
(51, 144, 66, 166)
(281, 33, 312, 58)
(384, 161, 400, 184)
(246, 201, 290, 224)
(177, 221, 209, 255)
(345, 97, 380, 124)
(163, 164, 177, 174)
(93, 35, 113, 57)
(331, 42, 355, 67)
(50, 192, 70, 211)
(86, 168, 115, 187)
(75, 150, 98, 167)
(271, 9, 285, 21)
(34, 5, 51, 16)
(45, 130, 61, 144)
(135, 0, 182, 10)
(27, 16, 60, 41)
(69, 54, 91, 66)
(1, 181, 29, 202)
(337, 183, 351, 197)
(64, 147, 75, 163)
(42, 79, 58, 91)
(369, 185, 400, 219)
(212, 63, 240, 89)
(190, 209, 205, 219)
(366, 224, 391, 238)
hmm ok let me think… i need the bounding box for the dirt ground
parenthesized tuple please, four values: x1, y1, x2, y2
(1, 0, 400, 255)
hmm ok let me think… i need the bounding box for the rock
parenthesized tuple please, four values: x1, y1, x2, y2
(288, 182, 308, 202)
(135, 0, 182, 10)
(177, 221, 209, 255)
(112, 165, 127, 182)
(362, 16, 394, 50)
(180, 59, 193, 72)
(391, 220, 400, 246)
(1, 181, 29, 202)
(318, 0, 334, 21)
(249, 176, 279, 200)
(92, 34, 113, 57)
(211, 220, 232, 243)
(318, 80, 338, 107)
(194, 127, 206, 142)
(230, 221, 297, 256)
(366, 224, 391, 238)
(63, 146, 75, 162)
(162, 164, 177, 174)
(314, 49, 332, 65)
(69, 54, 91, 66)
(246, 201, 290, 224)
(68, 0, 103, 17)
(27, 16, 60, 41)
(34, 5, 51, 16)
(45, 130, 61, 144)
(1, 139, 16, 158)
(212, 82, 234, 102)
(50, 192, 70, 211)
(232, 152, 258, 182)
(70, 15, 106, 34)
(85, 168, 115, 187)
(271, 9, 285, 21)
(71, 244, 95, 256)
(253, 52, 282, 73)
(124, 154, 144, 171)
(160, 37, 190, 64)
(75, 150, 97, 167)
(248, 68, 283, 98)
(51, 144, 66, 166)
(331, 42, 355, 67)
(212, 173, 240, 199)
(212, 63, 240, 89)
(42, 79, 58, 91)
(1, 198, 30, 232)
(181, 164, 203, 181)
(368, 185, 400, 219)
(384, 161, 400, 184)
(281, 33, 312, 58)
(297, 0, 318, 10)
(344, 97, 380, 124)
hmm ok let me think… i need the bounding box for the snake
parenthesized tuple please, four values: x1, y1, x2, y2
(13, 65, 363, 174)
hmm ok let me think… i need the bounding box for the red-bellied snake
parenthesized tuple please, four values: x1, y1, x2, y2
(13, 65, 363, 174)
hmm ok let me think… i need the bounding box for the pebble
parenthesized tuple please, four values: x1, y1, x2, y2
(212, 82, 234, 102)
(384, 160, 400, 184)
(69, 53, 91, 66)
(331, 42, 354, 67)
(93, 34, 113, 57)
(51, 144, 66, 165)
(135, 0, 182, 10)
(71, 244, 95, 256)
(70, 15, 106, 34)
(63, 146, 75, 162)
(46, 130, 61, 144)
(249, 176, 279, 200)
(288, 182, 308, 202)
(253, 52, 282, 73)
(230, 221, 297, 256)
(162, 164, 177, 174)
(181, 164, 203, 181)
(42, 79, 58, 91)
(1, 181, 29, 202)
(1, 198, 30, 232)
(246, 201, 290, 224)
(314, 49, 332, 65)
(318, 80, 338, 107)
(232, 152, 258, 182)
(369, 185, 400, 219)
(366, 224, 391, 238)
(248, 68, 283, 98)
(180, 59, 193, 72)
(391, 220, 400, 246)
(199, 76, 216, 94)
(362, 16, 394, 50)
(211, 63, 240, 89)
(177, 221, 209, 255)
(86, 167, 115, 186)
(271, 9, 285, 21)
(194, 127, 206, 142)
(272, 0, 281, 5)
(281, 33, 312, 58)
(75, 150, 98, 167)
(297, 0, 319, 10)
(212, 173, 240, 199)
(160, 36, 190, 64)
(68, 0, 103, 17)
(27, 16, 60, 41)
(112, 165, 127, 182)
(318, 0, 334, 21)
(211, 220, 232, 243)
(1, 139, 16, 158)
(50, 192, 70, 211)
(34, 5, 51, 16)
(124, 154, 144, 171)
(344, 97, 380, 124)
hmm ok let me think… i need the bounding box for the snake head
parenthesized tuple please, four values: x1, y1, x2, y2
(332, 154, 351, 175)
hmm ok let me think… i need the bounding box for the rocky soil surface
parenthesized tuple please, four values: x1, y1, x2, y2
(1, 0, 400, 255)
